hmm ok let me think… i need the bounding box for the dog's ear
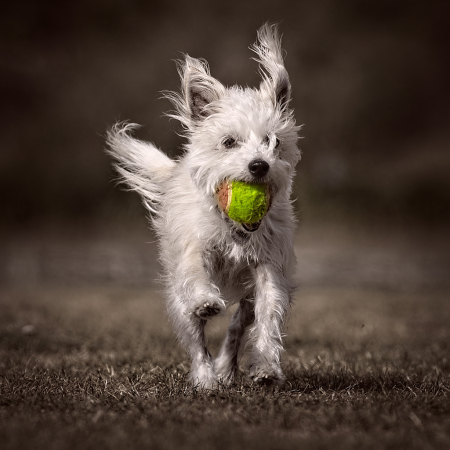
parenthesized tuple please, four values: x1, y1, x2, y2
(252, 23, 292, 113)
(182, 56, 225, 122)
(163, 56, 225, 128)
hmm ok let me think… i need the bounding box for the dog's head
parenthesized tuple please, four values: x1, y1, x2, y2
(166, 24, 301, 232)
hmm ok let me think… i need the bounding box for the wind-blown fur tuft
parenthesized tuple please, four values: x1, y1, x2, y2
(107, 24, 301, 388)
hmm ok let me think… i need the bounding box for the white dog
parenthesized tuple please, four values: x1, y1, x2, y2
(107, 24, 301, 387)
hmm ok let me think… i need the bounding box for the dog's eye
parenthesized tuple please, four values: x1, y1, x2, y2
(222, 137, 237, 149)
(263, 135, 281, 149)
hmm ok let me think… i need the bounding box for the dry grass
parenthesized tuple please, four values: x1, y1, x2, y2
(1, 284, 449, 450)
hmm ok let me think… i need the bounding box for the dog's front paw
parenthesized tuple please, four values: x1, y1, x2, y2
(248, 365, 285, 386)
(194, 300, 223, 319)
(189, 362, 218, 389)
(214, 357, 237, 385)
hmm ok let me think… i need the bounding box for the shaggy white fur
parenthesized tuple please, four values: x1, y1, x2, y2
(107, 24, 301, 387)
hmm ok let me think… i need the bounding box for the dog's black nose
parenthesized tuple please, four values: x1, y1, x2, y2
(248, 159, 270, 178)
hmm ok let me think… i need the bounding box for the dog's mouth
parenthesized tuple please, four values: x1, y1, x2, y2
(242, 221, 261, 232)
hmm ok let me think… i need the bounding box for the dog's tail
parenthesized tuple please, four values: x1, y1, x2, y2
(106, 122, 176, 214)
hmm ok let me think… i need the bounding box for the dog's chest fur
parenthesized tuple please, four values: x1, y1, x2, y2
(203, 245, 255, 304)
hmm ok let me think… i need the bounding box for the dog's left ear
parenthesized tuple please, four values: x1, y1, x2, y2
(182, 55, 225, 122)
(252, 23, 292, 113)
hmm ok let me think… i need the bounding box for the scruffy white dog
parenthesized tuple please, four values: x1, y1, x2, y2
(107, 24, 301, 387)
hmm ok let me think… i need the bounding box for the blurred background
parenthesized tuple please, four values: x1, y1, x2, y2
(1, 0, 449, 289)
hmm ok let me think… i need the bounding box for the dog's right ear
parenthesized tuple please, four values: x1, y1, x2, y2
(164, 56, 225, 128)
(181, 55, 225, 123)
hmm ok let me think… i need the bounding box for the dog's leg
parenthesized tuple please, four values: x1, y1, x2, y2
(165, 244, 227, 388)
(214, 298, 255, 383)
(167, 290, 218, 387)
(165, 241, 226, 320)
(186, 318, 216, 387)
(247, 263, 291, 386)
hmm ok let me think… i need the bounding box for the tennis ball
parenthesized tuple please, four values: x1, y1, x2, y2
(215, 180, 271, 224)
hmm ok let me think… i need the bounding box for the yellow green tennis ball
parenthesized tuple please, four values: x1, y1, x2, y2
(215, 180, 271, 224)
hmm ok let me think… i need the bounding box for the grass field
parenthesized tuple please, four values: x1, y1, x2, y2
(1, 228, 450, 450)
